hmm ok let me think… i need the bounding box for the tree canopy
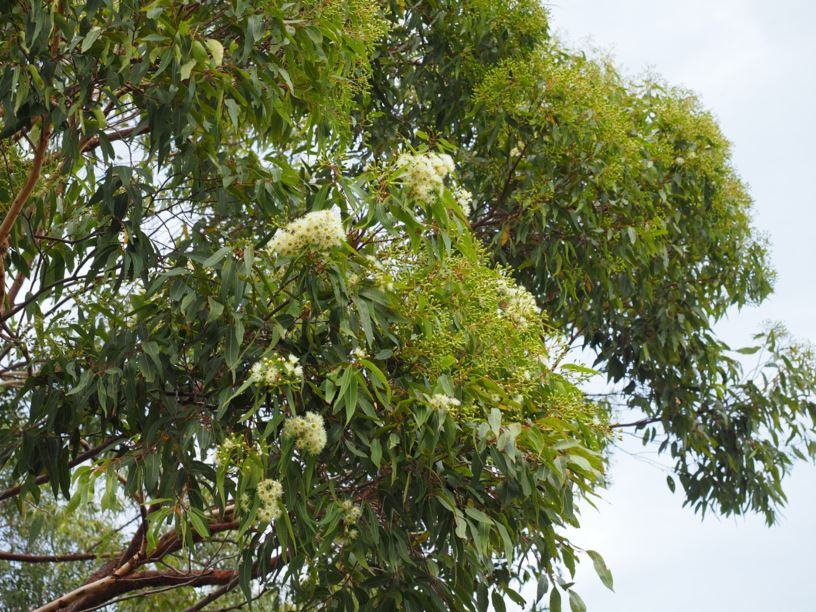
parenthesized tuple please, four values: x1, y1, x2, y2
(0, 1, 813, 610)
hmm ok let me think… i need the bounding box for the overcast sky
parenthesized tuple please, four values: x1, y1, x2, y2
(515, 1, 816, 610)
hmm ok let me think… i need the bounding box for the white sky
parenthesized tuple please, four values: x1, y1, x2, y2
(513, 1, 816, 610)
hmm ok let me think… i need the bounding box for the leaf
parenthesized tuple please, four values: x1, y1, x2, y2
(666, 475, 676, 493)
(370, 438, 382, 469)
(560, 363, 600, 376)
(224, 317, 244, 370)
(81, 27, 102, 52)
(343, 372, 358, 424)
(464, 507, 492, 524)
(189, 510, 210, 539)
(496, 521, 514, 563)
(66, 369, 93, 396)
(549, 588, 562, 612)
(568, 590, 587, 612)
(353, 296, 374, 345)
(202, 246, 232, 268)
(454, 513, 468, 539)
(360, 359, 391, 401)
(180, 59, 197, 81)
(142, 341, 162, 371)
(225, 99, 240, 128)
(587, 549, 614, 591)
(491, 591, 506, 612)
(27, 514, 45, 548)
(488, 408, 501, 437)
(207, 297, 225, 323)
(206, 38, 224, 65)
(239, 551, 253, 601)
(536, 574, 549, 602)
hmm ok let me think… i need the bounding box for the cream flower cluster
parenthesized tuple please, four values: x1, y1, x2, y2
(250, 354, 303, 389)
(428, 393, 461, 412)
(256, 478, 284, 523)
(340, 499, 362, 525)
(283, 411, 327, 455)
(335, 499, 362, 546)
(216, 434, 243, 466)
(268, 208, 345, 257)
(396, 152, 455, 203)
(497, 278, 541, 329)
(453, 185, 473, 217)
(336, 528, 359, 547)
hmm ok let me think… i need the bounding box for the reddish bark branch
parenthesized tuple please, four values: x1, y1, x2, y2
(78, 124, 148, 154)
(38, 512, 240, 611)
(0, 551, 98, 563)
(0, 121, 51, 314)
(64, 568, 241, 611)
(183, 576, 240, 612)
(145, 519, 239, 564)
(37, 552, 281, 612)
(6, 270, 26, 310)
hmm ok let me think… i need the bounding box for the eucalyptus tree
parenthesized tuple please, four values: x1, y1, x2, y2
(0, 1, 813, 611)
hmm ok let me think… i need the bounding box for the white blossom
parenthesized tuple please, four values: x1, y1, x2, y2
(268, 207, 345, 258)
(428, 393, 461, 412)
(453, 185, 473, 217)
(251, 353, 303, 389)
(340, 499, 362, 525)
(396, 152, 455, 203)
(283, 411, 327, 455)
(216, 434, 243, 466)
(496, 277, 540, 329)
(256, 478, 283, 523)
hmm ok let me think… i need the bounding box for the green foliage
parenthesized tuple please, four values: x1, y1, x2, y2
(392, 247, 601, 428)
(357, 0, 812, 524)
(0, 0, 813, 610)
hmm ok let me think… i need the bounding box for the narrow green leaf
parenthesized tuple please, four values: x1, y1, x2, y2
(587, 549, 614, 591)
(180, 59, 197, 81)
(202, 246, 232, 268)
(568, 590, 587, 612)
(370, 438, 382, 469)
(550, 587, 562, 612)
(536, 574, 549, 602)
(189, 510, 210, 539)
(81, 27, 102, 52)
(207, 297, 225, 323)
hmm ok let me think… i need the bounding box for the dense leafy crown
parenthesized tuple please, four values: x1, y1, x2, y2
(0, 1, 813, 610)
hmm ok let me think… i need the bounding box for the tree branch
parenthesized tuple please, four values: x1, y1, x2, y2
(610, 416, 661, 429)
(183, 576, 241, 612)
(0, 551, 99, 563)
(37, 554, 281, 612)
(0, 120, 51, 314)
(144, 519, 239, 565)
(0, 435, 125, 502)
(0, 552, 98, 563)
(79, 124, 148, 155)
